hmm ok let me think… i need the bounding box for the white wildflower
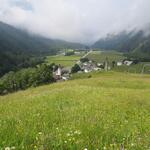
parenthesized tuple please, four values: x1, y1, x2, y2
(68, 138, 71, 141)
(38, 132, 42, 135)
(74, 130, 81, 135)
(74, 130, 78, 134)
(103, 146, 107, 150)
(5, 147, 11, 150)
(131, 143, 135, 146)
(64, 140, 67, 143)
(67, 133, 70, 136)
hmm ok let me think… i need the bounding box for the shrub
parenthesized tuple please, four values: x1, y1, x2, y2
(0, 64, 55, 95)
(71, 64, 81, 73)
(80, 58, 89, 63)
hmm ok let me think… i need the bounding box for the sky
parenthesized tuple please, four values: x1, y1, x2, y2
(0, 0, 150, 44)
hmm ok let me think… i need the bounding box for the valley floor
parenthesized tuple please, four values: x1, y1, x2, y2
(0, 72, 150, 150)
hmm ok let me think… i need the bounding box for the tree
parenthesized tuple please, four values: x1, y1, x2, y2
(0, 64, 55, 95)
(112, 61, 116, 68)
(71, 64, 81, 73)
(80, 58, 89, 63)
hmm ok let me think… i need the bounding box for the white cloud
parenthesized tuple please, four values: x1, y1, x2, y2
(0, 0, 150, 44)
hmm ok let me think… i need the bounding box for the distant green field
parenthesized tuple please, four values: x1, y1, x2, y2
(86, 51, 150, 74)
(86, 51, 126, 63)
(114, 62, 150, 74)
(0, 72, 150, 149)
(45, 54, 82, 67)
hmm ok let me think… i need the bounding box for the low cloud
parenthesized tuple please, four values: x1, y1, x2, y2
(0, 0, 150, 44)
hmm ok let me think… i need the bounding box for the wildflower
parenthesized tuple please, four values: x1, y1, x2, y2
(38, 132, 42, 135)
(64, 140, 67, 143)
(131, 143, 134, 146)
(56, 127, 59, 130)
(103, 146, 107, 150)
(5, 147, 11, 150)
(84, 148, 88, 150)
(34, 145, 37, 149)
(67, 133, 70, 136)
(74, 130, 81, 135)
(78, 131, 81, 135)
(11, 147, 16, 150)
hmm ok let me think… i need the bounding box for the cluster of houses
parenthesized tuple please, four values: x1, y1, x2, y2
(117, 60, 133, 66)
(52, 56, 134, 81)
(77, 60, 103, 73)
(52, 59, 108, 81)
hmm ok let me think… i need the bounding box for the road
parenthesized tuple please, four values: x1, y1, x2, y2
(81, 50, 93, 58)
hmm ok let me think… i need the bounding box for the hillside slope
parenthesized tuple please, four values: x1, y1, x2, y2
(0, 72, 150, 149)
(93, 31, 150, 60)
(0, 21, 85, 76)
(0, 21, 84, 53)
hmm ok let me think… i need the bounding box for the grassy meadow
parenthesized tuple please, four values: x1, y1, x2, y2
(86, 51, 126, 63)
(45, 54, 82, 67)
(0, 72, 150, 150)
(86, 51, 150, 74)
(114, 62, 150, 74)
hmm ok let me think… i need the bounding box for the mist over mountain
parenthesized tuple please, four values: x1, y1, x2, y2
(1, 0, 150, 44)
(92, 30, 150, 61)
(0, 21, 84, 53)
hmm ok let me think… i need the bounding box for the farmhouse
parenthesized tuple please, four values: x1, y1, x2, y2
(117, 62, 123, 66)
(124, 60, 133, 66)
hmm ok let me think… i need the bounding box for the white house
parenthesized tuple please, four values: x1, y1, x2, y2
(56, 67, 62, 76)
(117, 62, 123, 66)
(124, 61, 133, 66)
(84, 69, 91, 73)
(97, 63, 103, 67)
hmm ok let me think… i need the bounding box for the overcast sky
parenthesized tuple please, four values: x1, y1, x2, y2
(0, 0, 150, 44)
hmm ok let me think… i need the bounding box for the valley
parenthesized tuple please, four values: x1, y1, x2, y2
(0, 20, 150, 150)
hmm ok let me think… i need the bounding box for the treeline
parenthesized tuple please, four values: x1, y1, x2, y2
(0, 64, 55, 95)
(124, 50, 150, 62)
(0, 52, 46, 77)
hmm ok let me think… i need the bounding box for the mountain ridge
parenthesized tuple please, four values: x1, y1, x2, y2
(92, 30, 150, 60)
(0, 21, 85, 76)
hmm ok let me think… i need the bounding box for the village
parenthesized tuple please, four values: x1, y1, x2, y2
(52, 50, 134, 81)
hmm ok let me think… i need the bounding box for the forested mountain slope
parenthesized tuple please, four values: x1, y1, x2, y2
(93, 30, 150, 61)
(0, 21, 84, 76)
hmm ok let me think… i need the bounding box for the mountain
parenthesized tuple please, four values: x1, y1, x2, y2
(92, 30, 150, 61)
(0, 21, 85, 53)
(0, 21, 85, 76)
(92, 30, 147, 52)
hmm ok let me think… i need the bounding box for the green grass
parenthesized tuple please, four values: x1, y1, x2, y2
(86, 51, 126, 63)
(114, 62, 150, 74)
(0, 72, 150, 150)
(45, 54, 82, 67)
(86, 51, 150, 74)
